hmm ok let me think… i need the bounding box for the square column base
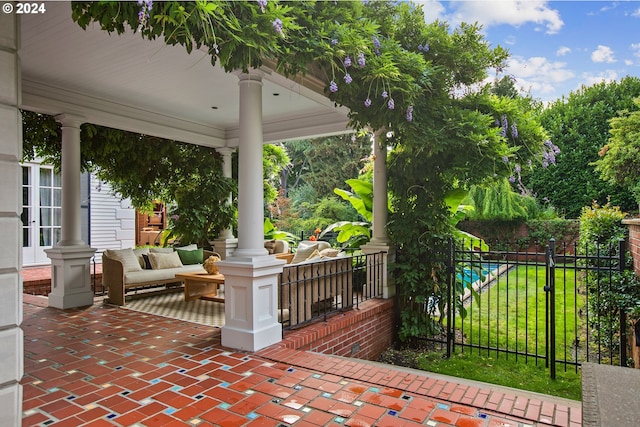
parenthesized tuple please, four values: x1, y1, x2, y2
(45, 245, 97, 309)
(218, 255, 285, 352)
(211, 238, 238, 260)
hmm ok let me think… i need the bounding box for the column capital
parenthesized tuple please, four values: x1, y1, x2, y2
(236, 69, 265, 83)
(54, 114, 85, 128)
(216, 147, 236, 157)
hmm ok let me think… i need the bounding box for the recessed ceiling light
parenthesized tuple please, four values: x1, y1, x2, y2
(211, 106, 218, 109)
(273, 93, 280, 96)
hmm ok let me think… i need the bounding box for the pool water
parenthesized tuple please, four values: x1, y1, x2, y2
(457, 262, 503, 286)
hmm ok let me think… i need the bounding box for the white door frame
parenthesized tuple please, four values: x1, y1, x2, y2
(22, 162, 62, 266)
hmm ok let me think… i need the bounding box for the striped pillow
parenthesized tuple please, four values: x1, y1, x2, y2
(292, 243, 319, 264)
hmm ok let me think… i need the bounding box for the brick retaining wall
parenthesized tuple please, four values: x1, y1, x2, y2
(280, 298, 394, 361)
(23, 274, 103, 296)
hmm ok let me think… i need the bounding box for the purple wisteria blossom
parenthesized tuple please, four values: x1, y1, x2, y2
(511, 122, 518, 138)
(351, 134, 357, 142)
(329, 80, 338, 93)
(501, 115, 508, 137)
(344, 56, 352, 67)
(406, 106, 413, 122)
(502, 156, 509, 163)
(364, 98, 372, 107)
(137, 0, 153, 25)
(541, 139, 560, 168)
(514, 163, 521, 174)
(381, 91, 388, 98)
(357, 52, 365, 67)
(388, 98, 395, 110)
(331, 39, 338, 45)
(372, 36, 381, 55)
(509, 176, 516, 183)
(344, 73, 352, 84)
(273, 18, 283, 36)
(257, 0, 267, 13)
(418, 43, 429, 52)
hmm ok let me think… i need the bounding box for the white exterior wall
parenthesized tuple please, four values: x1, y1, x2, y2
(89, 174, 135, 259)
(0, 11, 23, 427)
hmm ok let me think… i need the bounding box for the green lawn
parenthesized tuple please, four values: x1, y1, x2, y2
(416, 350, 582, 401)
(414, 263, 586, 400)
(455, 264, 585, 361)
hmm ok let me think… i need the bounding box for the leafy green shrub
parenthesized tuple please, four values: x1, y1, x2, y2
(527, 219, 579, 245)
(578, 201, 639, 359)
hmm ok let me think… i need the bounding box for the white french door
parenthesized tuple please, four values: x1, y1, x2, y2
(22, 164, 62, 266)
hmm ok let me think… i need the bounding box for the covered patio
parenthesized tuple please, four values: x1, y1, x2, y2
(2, 2, 395, 423)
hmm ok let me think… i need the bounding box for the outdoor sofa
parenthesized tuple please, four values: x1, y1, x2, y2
(102, 245, 209, 306)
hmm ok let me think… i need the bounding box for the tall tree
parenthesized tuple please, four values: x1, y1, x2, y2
(523, 77, 640, 218)
(283, 134, 370, 199)
(595, 98, 640, 208)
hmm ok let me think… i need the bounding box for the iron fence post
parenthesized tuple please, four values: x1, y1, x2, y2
(545, 239, 556, 380)
(446, 237, 453, 358)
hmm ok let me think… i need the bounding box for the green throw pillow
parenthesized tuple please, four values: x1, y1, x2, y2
(176, 248, 204, 265)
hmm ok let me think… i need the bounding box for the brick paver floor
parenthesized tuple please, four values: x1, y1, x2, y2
(20, 293, 581, 426)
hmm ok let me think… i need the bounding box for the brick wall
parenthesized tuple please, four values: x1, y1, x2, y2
(623, 219, 640, 276)
(280, 298, 394, 361)
(23, 274, 103, 296)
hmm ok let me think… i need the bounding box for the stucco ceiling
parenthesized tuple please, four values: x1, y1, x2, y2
(18, 1, 351, 147)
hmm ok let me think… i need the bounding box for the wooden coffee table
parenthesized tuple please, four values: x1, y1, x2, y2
(175, 272, 225, 302)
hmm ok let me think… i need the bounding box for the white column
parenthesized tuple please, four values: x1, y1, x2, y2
(218, 70, 284, 352)
(212, 147, 237, 259)
(361, 129, 393, 298)
(370, 129, 388, 244)
(0, 11, 24, 427)
(234, 71, 268, 258)
(46, 115, 96, 309)
(56, 114, 85, 246)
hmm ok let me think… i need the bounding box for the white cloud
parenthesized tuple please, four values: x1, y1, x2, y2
(632, 8, 640, 18)
(419, 0, 448, 23)
(581, 70, 618, 88)
(443, 1, 564, 34)
(632, 43, 640, 57)
(556, 46, 571, 56)
(499, 55, 574, 100)
(591, 45, 616, 63)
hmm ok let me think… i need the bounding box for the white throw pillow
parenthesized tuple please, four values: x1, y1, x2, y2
(148, 252, 183, 269)
(292, 243, 319, 264)
(104, 248, 143, 272)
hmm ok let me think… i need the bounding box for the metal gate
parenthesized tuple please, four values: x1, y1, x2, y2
(399, 238, 632, 379)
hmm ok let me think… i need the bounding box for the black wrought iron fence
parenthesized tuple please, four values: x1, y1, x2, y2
(396, 238, 631, 379)
(279, 251, 385, 330)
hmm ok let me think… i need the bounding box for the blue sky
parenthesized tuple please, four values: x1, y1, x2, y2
(418, 1, 640, 102)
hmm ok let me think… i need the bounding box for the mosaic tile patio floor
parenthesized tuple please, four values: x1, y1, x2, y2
(21, 293, 581, 426)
